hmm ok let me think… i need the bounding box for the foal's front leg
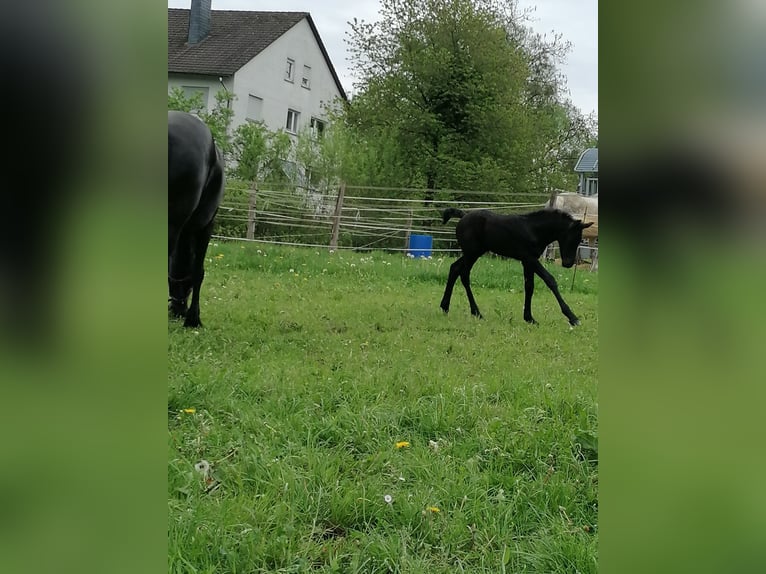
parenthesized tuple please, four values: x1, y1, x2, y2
(532, 260, 580, 326)
(522, 261, 537, 324)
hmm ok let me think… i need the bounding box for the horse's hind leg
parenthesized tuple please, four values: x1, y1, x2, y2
(183, 219, 215, 328)
(440, 256, 464, 313)
(459, 256, 482, 318)
(168, 227, 193, 318)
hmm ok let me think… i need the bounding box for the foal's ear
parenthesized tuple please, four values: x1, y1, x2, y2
(580, 221, 594, 229)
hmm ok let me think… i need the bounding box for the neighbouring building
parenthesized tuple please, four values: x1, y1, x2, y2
(574, 147, 598, 196)
(168, 0, 347, 138)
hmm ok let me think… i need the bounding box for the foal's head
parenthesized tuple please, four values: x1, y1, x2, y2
(555, 212, 594, 268)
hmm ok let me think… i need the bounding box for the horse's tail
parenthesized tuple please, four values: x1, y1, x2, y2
(442, 207, 466, 224)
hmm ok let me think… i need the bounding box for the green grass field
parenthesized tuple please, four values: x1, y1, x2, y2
(168, 242, 598, 573)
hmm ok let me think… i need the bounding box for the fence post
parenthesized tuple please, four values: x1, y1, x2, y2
(246, 181, 258, 240)
(403, 209, 413, 254)
(329, 182, 346, 251)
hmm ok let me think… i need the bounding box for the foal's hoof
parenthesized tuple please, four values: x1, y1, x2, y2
(440, 305, 449, 314)
(569, 318, 581, 327)
(525, 318, 538, 325)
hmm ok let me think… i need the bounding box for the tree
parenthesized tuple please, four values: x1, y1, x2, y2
(167, 88, 235, 161)
(167, 87, 204, 113)
(345, 0, 594, 201)
(231, 121, 269, 181)
(201, 91, 235, 161)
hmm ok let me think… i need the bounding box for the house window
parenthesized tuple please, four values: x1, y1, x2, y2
(286, 109, 300, 133)
(301, 65, 311, 89)
(247, 95, 263, 122)
(584, 177, 598, 196)
(285, 58, 295, 82)
(310, 117, 325, 139)
(181, 85, 209, 108)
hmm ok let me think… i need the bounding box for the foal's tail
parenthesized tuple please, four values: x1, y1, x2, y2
(442, 207, 466, 224)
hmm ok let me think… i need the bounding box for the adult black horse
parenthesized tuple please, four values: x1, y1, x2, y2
(168, 111, 225, 328)
(440, 207, 592, 326)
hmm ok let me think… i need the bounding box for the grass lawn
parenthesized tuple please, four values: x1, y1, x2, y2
(168, 241, 598, 573)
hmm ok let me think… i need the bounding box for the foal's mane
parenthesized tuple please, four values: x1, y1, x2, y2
(524, 207, 577, 224)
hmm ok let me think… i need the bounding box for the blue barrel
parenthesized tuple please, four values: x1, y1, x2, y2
(407, 234, 433, 258)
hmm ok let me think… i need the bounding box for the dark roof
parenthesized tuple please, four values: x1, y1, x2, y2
(168, 9, 347, 100)
(574, 148, 598, 173)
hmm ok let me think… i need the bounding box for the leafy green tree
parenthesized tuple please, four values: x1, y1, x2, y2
(202, 90, 235, 161)
(262, 130, 293, 183)
(294, 127, 323, 188)
(167, 87, 204, 113)
(167, 88, 234, 160)
(345, 0, 594, 201)
(292, 119, 373, 191)
(231, 121, 269, 181)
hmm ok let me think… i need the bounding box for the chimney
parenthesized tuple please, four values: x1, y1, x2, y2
(188, 0, 212, 45)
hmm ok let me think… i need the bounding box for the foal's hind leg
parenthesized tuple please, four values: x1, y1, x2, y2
(440, 256, 464, 313)
(459, 256, 482, 318)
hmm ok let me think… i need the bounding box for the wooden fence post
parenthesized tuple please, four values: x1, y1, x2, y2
(329, 182, 346, 251)
(246, 181, 258, 240)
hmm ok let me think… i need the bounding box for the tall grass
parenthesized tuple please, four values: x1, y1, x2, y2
(169, 242, 598, 573)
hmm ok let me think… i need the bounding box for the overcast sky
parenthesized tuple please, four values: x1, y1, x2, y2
(168, 0, 597, 117)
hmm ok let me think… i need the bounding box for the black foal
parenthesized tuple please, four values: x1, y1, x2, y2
(440, 207, 592, 326)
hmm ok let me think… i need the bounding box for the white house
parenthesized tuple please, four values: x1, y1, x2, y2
(168, 0, 347, 137)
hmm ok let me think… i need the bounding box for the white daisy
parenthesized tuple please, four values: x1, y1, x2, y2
(194, 460, 211, 477)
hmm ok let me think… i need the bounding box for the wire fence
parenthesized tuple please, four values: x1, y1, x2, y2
(214, 181, 598, 264)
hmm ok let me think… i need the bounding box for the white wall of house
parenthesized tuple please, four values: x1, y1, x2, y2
(168, 74, 228, 111)
(231, 19, 344, 135)
(168, 18, 344, 141)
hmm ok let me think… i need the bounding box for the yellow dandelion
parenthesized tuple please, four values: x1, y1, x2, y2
(427, 506, 440, 513)
(182, 408, 196, 414)
(395, 441, 410, 449)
